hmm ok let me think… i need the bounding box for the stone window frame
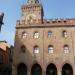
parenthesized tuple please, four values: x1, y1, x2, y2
(64, 45, 69, 54)
(33, 31, 39, 39)
(21, 45, 26, 53)
(62, 30, 68, 38)
(48, 31, 53, 38)
(48, 45, 54, 54)
(33, 45, 39, 54)
(22, 31, 27, 39)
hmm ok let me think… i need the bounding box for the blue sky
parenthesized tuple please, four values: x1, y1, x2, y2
(0, 0, 75, 45)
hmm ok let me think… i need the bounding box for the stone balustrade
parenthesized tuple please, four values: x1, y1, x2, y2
(16, 18, 75, 26)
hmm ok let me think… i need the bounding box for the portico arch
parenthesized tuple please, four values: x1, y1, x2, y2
(62, 63, 73, 75)
(46, 63, 57, 75)
(17, 63, 27, 75)
(31, 63, 42, 75)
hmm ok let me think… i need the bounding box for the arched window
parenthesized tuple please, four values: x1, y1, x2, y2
(48, 45, 54, 54)
(22, 32, 27, 39)
(62, 31, 68, 38)
(48, 31, 52, 38)
(21, 45, 26, 53)
(33, 31, 39, 39)
(33, 45, 39, 54)
(64, 45, 69, 54)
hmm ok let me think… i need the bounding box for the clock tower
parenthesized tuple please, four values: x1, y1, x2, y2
(21, 0, 44, 24)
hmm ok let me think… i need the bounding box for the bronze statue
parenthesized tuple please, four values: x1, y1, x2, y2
(0, 13, 4, 25)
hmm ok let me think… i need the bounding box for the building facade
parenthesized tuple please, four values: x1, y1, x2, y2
(0, 41, 12, 75)
(12, 0, 75, 75)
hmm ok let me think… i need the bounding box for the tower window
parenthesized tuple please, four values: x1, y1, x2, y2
(33, 45, 39, 54)
(33, 31, 39, 39)
(48, 31, 52, 38)
(64, 45, 69, 54)
(62, 31, 68, 38)
(22, 32, 27, 39)
(48, 45, 54, 54)
(21, 45, 26, 53)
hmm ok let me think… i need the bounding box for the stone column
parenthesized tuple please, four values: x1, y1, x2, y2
(43, 71, 46, 75)
(28, 70, 31, 75)
(74, 65, 75, 75)
(58, 69, 61, 75)
(12, 65, 17, 75)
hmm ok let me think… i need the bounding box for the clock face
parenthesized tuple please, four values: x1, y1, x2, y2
(26, 14, 36, 24)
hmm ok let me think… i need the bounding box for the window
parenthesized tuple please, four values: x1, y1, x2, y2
(22, 32, 27, 39)
(33, 45, 39, 54)
(62, 31, 68, 38)
(64, 45, 69, 54)
(48, 45, 54, 54)
(21, 45, 26, 53)
(48, 31, 52, 38)
(33, 32, 39, 39)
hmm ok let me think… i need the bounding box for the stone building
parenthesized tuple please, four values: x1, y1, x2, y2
(12, 0, 75, 75)
(0, 41, 12, 75)
(0, 12, 4, 31)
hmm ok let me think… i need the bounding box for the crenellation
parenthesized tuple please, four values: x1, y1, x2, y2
(21, 4, 42, 12)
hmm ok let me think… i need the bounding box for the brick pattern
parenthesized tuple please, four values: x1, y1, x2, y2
(12, 1, 75, 75)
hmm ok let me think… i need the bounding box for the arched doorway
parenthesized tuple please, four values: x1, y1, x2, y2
(46, 63, 57, 75)
(17, 63, 27, 75)
(31, 63, 42, 75)
(62, 63, 73, 75)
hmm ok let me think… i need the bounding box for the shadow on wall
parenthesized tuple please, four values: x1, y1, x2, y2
(13, 31, 43, 75)
(13, 30, 74, 75)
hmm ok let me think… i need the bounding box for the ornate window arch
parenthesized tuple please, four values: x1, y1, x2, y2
(64, 45, 69, 54)
(48, 45, 54, 54)
(21, 45, 26, 53)
(33, 31, 39, 39)
(62, 30, 68, 38)
(48, 31, 52, 38)
(22, 32, 27, 39)
(33, 45, 39, 54)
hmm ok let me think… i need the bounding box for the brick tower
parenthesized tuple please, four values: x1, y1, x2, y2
(21, 0, 44, 24)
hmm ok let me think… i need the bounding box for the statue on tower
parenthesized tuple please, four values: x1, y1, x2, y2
(27, 0, 39, 4)
(0, 12, 4, 31)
